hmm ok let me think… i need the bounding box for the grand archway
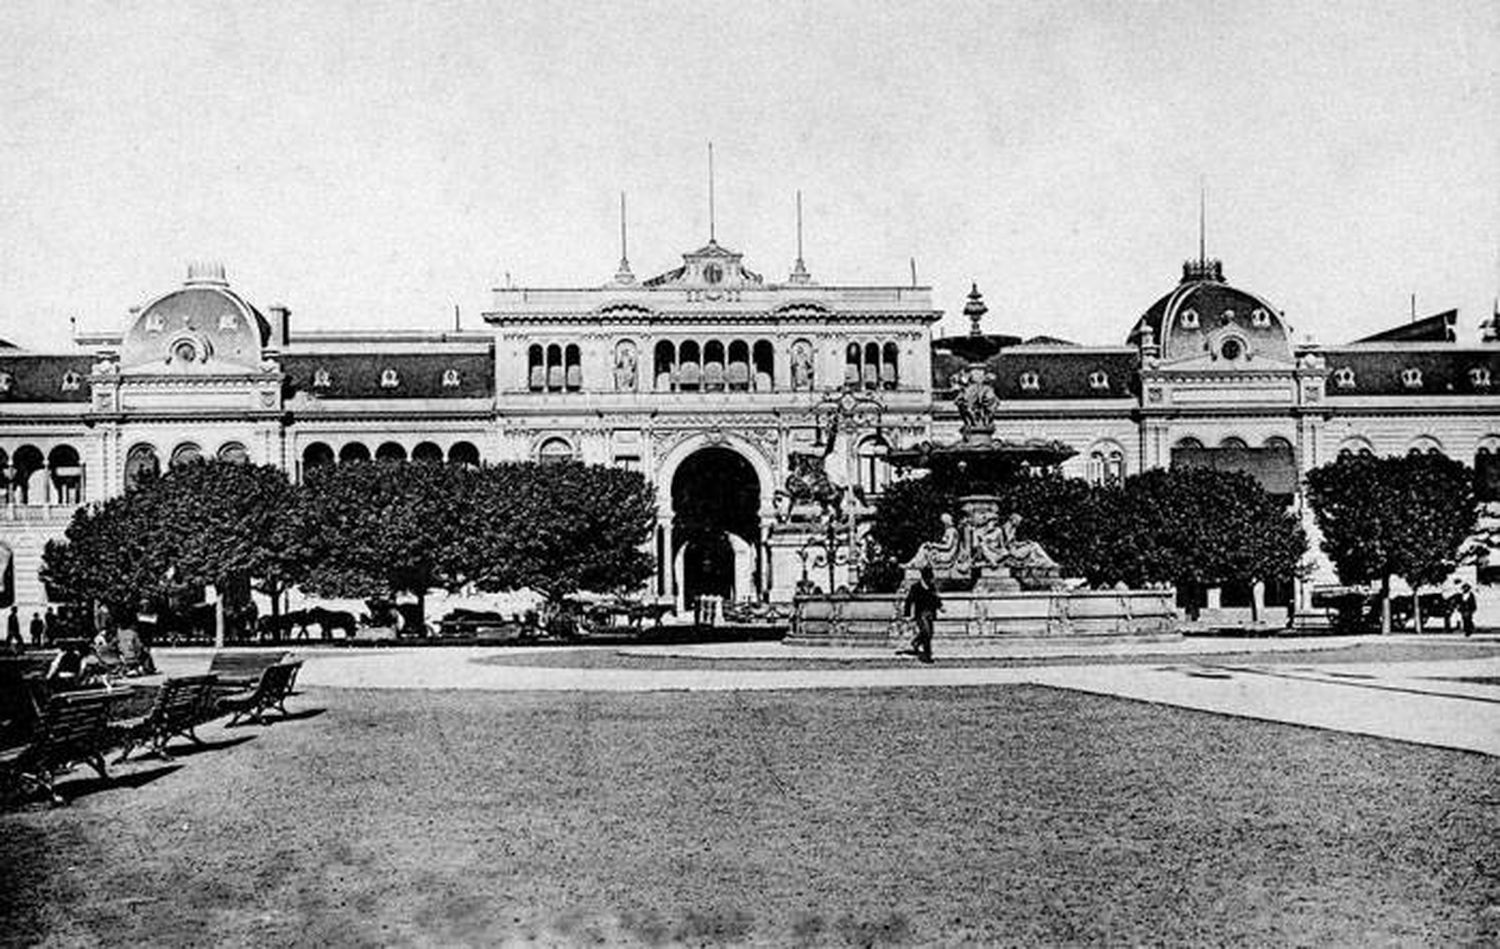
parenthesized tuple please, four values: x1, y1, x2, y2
(670, 446, 761, 607)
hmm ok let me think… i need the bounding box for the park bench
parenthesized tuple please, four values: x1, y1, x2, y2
(112, 675, 220, 762)
(207, 650, 289, 689)
(217, 661, 302, 727)
(1, 688, 127, 805)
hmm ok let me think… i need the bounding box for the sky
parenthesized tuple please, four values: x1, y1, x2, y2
(0, 0, 1495, 350)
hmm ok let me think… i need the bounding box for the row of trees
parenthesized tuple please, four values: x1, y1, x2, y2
(867, 451, 1480, 630)
(41, 460, 658, 628)
(867, 466, 1307, 620)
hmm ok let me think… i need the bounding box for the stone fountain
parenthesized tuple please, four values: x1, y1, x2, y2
(787, 365, 1178, 646)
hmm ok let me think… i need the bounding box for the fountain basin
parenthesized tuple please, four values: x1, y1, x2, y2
(787, 589, 1179, 647)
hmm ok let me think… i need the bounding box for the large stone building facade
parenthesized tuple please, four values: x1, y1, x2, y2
(0, 240, 1496, 621)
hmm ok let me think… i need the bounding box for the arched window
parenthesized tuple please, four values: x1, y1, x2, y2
(538, 437, 574, 465)
(302, 442, 335, 475)
(857, 436, 890, 496)
(412, 441, 444, 464)
(1088, 370, 1109, 391)
(170, 442, 203, 468)
(1087, 443, 1125, 486)
(1019, 371, 1040, 392)
(654, 341, 676, 391)
(313, 368, 333, 389)
(564, 344, 582, 391)
(379, 368, 401, 389)
(1251, 308, 1271, 328)
(546, 344, 564, 391)
(1264, 436, 1293, 451)
(124, 444, 160, 490)
(441, 368, 461, 388)
(528, 345, 545, 391)
(339, 442, 371, 463)
(60, 371, 81, 392)
(376, 441, 407, 462)
(678, 341, 701, 390)
(1174, 437, 1204, 451)
(863, 342, 881, 389)
(1401, 368, 1423, 389)
(881, 342, 900, 390)
(1220, 437, 1248, 449)
(1337, 438, 1375, 458)
(703, 340, 726, 390)
(726, 340, 750, 390)
(1470, 367, 1492, 389)
(1407, 437, 1443, 456)
(48, 444, 83, 504)
(448, 441, 480, 466)
(752, 340, 775, 391)
(1179, 308, 1200, 329)
(845, 343, 861, 387)
(217, 442, 250, 464)
(1333, 367, 1356, 389)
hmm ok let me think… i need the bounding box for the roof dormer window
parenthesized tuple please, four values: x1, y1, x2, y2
(1088, 370, 1109, 391)
(1401, 368, 1423, 389)
(60, 371, 81, 392)
(218, 313, 238, 330)
(441, 368, 461, 388)
(1179, 309, 1199, 329)
(1019, 371, 1041, 392)
(312, 369, 332, 389)
(1333, 367, 1356, 389)
(380, 368, 401, 389)
(1470, 366, 1491, 389)
(1220, 309, 1235, 326)
(1251, 308, 1271, 327)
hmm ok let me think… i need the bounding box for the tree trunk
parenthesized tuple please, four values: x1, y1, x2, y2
(1380, 575, 1392, 636)
(416, 590, 426, 637)
(1249, 580, 1260, 625)
(1413, 586, 1423, 634)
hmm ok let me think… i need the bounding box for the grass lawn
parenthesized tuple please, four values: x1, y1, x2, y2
(2, 684, 1497, 946)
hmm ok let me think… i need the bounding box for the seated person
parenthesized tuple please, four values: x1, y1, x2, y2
(116, 625, 157, 676)
(46, 644, 104, 691)
(92, 628, 126, 677)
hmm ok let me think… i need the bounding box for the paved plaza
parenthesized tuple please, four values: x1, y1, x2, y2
(158, 634, 1500, 757)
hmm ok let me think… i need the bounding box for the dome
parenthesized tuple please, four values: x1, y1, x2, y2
(1128, 259, 1293, 364)
(119, 263, 273, 371)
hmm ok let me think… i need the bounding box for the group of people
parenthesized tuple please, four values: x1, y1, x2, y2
(2, 605, 60, 653)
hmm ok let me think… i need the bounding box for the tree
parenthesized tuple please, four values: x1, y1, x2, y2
(1306, 452, 1476, 633)
(41, 461, 306, 637)
(467, 462, 656, 602)
(299, 461, 479, 624)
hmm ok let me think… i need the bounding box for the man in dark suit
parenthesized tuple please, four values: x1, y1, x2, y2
(900, 566, 941, 664)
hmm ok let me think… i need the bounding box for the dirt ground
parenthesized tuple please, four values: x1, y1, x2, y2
(2, 684, 1498, 946)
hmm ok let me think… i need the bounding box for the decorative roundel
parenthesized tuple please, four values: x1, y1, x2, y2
(1220, 338, 1243, 361)
(164, 332, 211, 366)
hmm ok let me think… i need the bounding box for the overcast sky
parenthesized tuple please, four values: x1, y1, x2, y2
(0, 0, 1495, 350)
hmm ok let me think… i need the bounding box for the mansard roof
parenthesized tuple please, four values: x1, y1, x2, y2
(1321, 346, 1500, 397)
(932, 346, 1140, 399)
(1351, 310, 1457, 344)
(281, 351, 495, 400)
(0, 353, 95, 403)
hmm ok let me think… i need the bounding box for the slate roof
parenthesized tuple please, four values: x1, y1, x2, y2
(991, 349, 1140, 400)
(0, 354, 97, 404)
(1352, 311, 1456, 344)
(281, 352, 495, 400)
(1322, 347, 1500, 397)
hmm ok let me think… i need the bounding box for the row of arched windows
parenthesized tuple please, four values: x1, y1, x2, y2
(654, 339, 777, 392)
(845, 341, 901, 390)
(527, 345, 582, 392)
(124, 441, 250, 487)
(0, 444, 84, 504)
(301, 440, 481, 470)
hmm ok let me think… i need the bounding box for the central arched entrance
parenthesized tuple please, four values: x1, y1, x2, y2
(670, 446, 761, 608)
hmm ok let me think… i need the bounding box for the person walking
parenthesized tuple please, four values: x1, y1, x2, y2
(1459, 582, 1478, 638)
(42, 606, 57, 645)
(900, 566, 942, 664)
(4, 606, 20, 651)
(28, 611, 43, 647)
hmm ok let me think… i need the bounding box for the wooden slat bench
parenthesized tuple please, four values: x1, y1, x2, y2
(207, 650, 289, 689)
(112, 675, 220, 762)
(3, 689, 127, 805)
(217, 661, 302, 727)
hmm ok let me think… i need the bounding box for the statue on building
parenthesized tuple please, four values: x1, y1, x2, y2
(0, 371, 12, 397)
(790, 340, 814, 391)
(955, 365, 1000, 434)
(614, 341, 638, 391)
(775, 414, 846, 521)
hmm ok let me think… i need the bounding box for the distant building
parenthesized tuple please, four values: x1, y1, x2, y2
(0, 244, 1495, 622)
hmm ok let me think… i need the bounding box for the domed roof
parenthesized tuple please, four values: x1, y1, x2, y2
(119, 263, 272, 371)
(1128, 259, 1293, 364)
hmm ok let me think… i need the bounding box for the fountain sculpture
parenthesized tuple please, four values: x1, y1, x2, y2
(787, 365, 1178, 646)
